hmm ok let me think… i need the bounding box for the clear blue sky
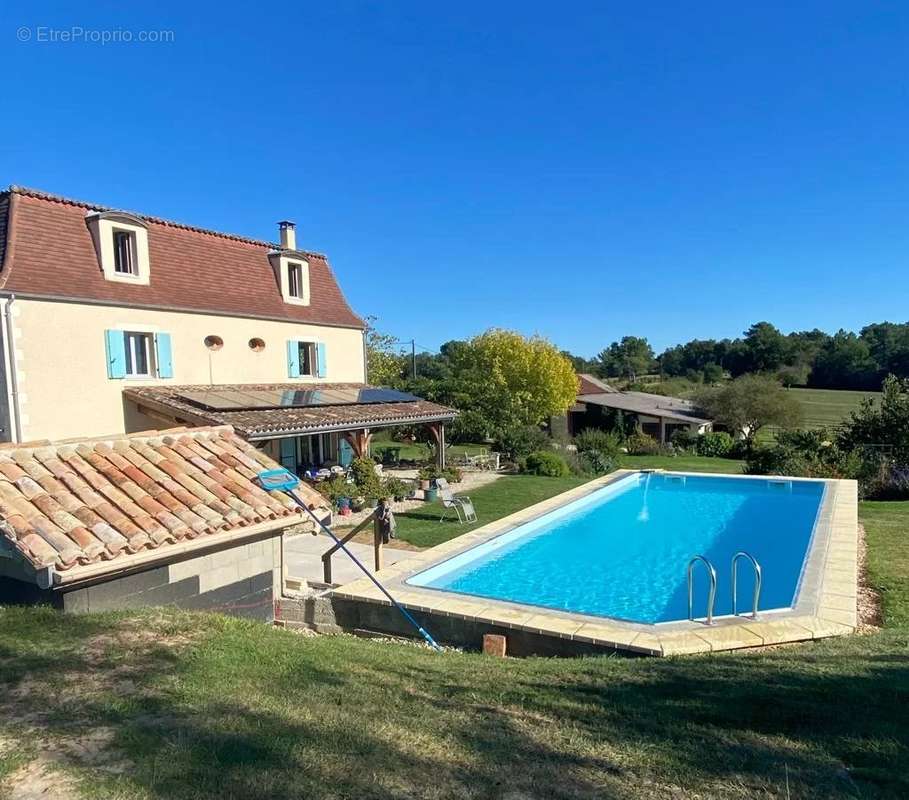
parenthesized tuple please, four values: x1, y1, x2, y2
(2, 2, 908, 357)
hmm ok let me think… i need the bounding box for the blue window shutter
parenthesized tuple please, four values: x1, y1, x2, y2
(316, 342, 327, 378)
(287, 340, 301, 378)
(104, 330, 126, 379)
(279, 438, 297, 472)
(339, 437, 353, 467)
(155, 333, 173, 378)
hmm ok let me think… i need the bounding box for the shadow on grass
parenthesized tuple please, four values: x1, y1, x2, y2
(0, 608, 907, 799)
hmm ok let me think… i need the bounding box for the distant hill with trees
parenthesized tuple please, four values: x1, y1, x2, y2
(574, 320, 909, 391)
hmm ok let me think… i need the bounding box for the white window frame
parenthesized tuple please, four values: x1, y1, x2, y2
(298, 341, 316, 376)
(113, 229, 138, 275)
(124, 331, 155, 378)
(269, 253, 310, 306)
(86, 211, 151, 285)
(288, 262, 304, 299)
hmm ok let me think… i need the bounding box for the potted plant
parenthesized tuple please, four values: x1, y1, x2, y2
(351, 496, 365, 512)
(383, 477, 408, 503)
(418, 466, 436, 490)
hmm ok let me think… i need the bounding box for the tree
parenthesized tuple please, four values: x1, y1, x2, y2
(561, 351, 599, 374)
(454, 329, 578, 436)
(776, 363, 810, 388)
(364, 317, 406, 386)
(839, 374, 909, 462)
(696, 374, 802, 450)
(810, 331, 878, 389)
(860, 322, 909, 380)
(597, 336, 654, 381)
(739, 322, 790, 374)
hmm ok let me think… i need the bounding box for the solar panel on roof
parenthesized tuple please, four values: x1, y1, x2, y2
(178, 387, 421, 412)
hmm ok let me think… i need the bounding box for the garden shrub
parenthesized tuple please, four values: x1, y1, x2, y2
(522, 450, 570, 477)
(670, 429, 698, 452)
(417, 465, 463, 484)
(317, 475, 352, 506)
(350, 457, 382, 498)
(382, 476, 411, 500)
(624, 432, 660, 455)
(496, 425, 551, 461)
(578, 449, 616, 476)
(573, 428, 622, 458)
(695, 431, 735, 458)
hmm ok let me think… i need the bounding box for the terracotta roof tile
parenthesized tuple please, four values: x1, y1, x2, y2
(124, 382, 458, 439)
(0, 425, 328, 574)
(0, 187, 364, 329)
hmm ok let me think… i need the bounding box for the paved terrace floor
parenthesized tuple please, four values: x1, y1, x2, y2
(283, 531, 412, 586)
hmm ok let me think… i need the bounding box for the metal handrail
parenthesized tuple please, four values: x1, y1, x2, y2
(687, 555, 717, 625)
(731, 551, 762, 619)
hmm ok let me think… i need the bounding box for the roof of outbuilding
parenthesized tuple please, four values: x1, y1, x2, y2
(0, 186, 365, 329)
(124, 383, 459, 439)
(0, 425, 328, 581)
(577, 390, 712, 424)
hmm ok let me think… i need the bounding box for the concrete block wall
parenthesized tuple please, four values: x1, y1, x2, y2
(58, 532, 283, 621)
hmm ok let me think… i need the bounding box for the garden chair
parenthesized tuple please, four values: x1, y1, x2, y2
(436, 477, 477, 523)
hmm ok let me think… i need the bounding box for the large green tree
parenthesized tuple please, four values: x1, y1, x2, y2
(597, 336, 654, 381)
(452, 329, 578, 437)
(364, 317, 406, 386)
(696, 374, 802, 450)
(839, 374, 909, 462)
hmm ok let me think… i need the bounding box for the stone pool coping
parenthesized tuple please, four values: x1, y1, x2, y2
(331, 470, 858, 656)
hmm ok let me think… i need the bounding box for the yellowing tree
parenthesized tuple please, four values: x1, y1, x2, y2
(455, 329, 578, 434)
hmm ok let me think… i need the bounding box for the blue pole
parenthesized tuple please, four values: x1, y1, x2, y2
(260, 470, 443, 652)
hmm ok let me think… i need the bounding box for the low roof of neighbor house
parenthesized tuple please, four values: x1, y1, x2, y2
(0, 425, 328, 584)
(577, 390, 712, 425)
(0, 186, 365, 329)
(124, 383, 458, 440)
(577, 374, 620, 394)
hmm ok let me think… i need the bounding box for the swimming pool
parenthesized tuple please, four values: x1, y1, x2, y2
(407, 472, 826, 624)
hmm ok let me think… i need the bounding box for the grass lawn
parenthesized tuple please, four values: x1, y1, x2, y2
(788, 387, 879, 429)
(394, 474, 586, 547)
(617, 453, 744, 473)
(369, 439, 490, 462)
(1, 475, 907, 797)
(1, 499, 907, 798)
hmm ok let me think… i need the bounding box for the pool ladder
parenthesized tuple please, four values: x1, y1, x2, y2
(686, 552, 763, 625)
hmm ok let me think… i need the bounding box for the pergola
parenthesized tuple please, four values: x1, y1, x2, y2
(124, 383, 458, 469)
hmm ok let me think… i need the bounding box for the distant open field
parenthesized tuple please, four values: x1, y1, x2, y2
(788, 387, 879, 429)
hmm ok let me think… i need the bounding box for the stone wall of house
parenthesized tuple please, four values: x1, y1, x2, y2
(0, 532, 283, 622)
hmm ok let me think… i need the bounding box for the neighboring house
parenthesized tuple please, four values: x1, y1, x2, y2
(0, 425, 330, 619)
(0, 186, 456, 469)
(567, 374, 713, 443)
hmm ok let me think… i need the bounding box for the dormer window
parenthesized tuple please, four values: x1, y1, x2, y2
(288, 262, 304, 299)
(113, 230, 137, 275)
(268, 251, 311, 307)
(85, 211, 151, 285)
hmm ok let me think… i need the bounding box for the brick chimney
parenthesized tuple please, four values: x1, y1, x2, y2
(278, 220, 296, 251)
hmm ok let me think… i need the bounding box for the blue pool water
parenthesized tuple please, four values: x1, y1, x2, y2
(407, 473, 825, 624)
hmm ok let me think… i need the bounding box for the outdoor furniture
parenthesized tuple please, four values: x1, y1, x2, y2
(436, 477, 478, 523)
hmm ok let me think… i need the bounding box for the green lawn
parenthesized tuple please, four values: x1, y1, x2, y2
(788, 387, 879, 430)
(617, 453, 744, 473)
(2, 479, 908, 797)
(1, 498, 908, 798)
(369, 439, 490, 462)
(861, 501, 909, 628)
(394, 474, 587, 547)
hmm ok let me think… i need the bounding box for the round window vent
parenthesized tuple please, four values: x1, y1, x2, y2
(204, 335, 224, 351)
(249, 337, 266, 352)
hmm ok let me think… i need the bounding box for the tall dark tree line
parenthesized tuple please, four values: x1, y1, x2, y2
(572, 320, 909, 391)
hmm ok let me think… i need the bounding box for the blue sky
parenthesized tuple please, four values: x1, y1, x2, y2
(2, 2, 908, 358)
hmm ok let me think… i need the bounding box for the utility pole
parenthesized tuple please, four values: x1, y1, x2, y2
(411, 339, 417, 379)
